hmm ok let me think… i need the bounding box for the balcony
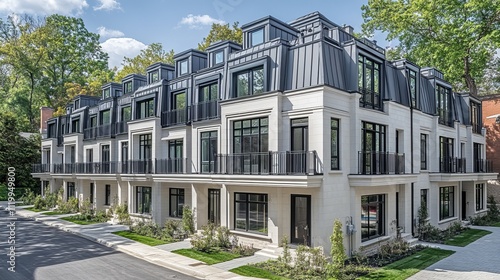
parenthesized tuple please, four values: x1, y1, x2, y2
(116, 121, 128, 135)
(155, 158, 186, 174)
(474, 159, 493, 173)
(357, 151, 405, 175)
(192, 100, 220, 122)
(161, 107, 190, 127)
(83, 124, 115, 140)
(439, 157, 466, 173)
(472, 123, 483, 135)
(32, 163, 50, 173)
(214, 151, 322, 175)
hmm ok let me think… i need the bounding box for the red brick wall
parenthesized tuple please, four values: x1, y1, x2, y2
(40, 107, 54, 134)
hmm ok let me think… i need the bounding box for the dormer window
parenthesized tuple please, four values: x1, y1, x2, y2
(124, 81, 133, 94)
(151, 71, 159, 83)
(250, 28, 264, 47)
(235, 66, 264, 97)
(74, 100, 80, 110)
(358, 54, 381, 110)
(180, 60, 188, 75)
(103, 88, 111, 99)
(408, 69, 418, 108)
(215, 51, 224, 65)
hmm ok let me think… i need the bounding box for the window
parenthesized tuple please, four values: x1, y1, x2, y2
(201, 131, 217, 173)
(169, 188, 184, 217)
(471, 101, 481, 134)
(124, 81, 133, 94)
(74, 99, 80, 109)
(136, 186, 151, 214)
(121, 141, 128, 173)
(234, 193, 268, 234)
(473, 143, 483, 172)
(121, 106, 131, 122)
(476, 184, 485, 211)
(179, 60, 188, 75)
(137, 98, 155, 119)
(105, 184, 110, 205)
(115, 90, 122, 97)
(67, 182, 75, 200)
(235, 66, 264, 97)
(101, 145, 110, 162)
(439, 186, 455, 220)
(215, 51, 224, 64)
(169, 139, 183, 159)
(331, 118, 340, 170)
(408, 69, 418, 108)
(361, 122, 386, 174)
(48, 123, 56, 138)
(436, 85, 452, 126)
(233, 117, 268, 153)
(173, 92, 186, 110)
(420, 189, 428, 209)
(361, 194, 385, 241)
(103, 88, 111, 99)
(139, 134, 152, 160)
(358, 55, 381, 110)
(439, 137, 454, 172)
(150, 71, 159, 83)
(45, 149, 51, 165)
(100, 110, 111, 125)
(90, 116, 97, 127)
(420, 134, 427, 170)
(71, 119, 80, 133)
(199, 83, 218, 102)
(250, 28, 264, 47)
(70, 146, 76, 163)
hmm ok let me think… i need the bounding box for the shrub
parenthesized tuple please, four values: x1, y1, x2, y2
(110, 202, 131, 225)
(33, 195, 46, 210)
(21, 189, 36, 205)
(190, 223, 253, 255)
(182, 205, 195, 235)
(328, 219, 347, 278)
(58, 197, 79, 214)
(79, 199, 94, 220)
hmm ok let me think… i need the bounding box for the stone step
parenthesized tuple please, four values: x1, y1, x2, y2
(255, 251, 279, 259)
(407, 238, 420, 247)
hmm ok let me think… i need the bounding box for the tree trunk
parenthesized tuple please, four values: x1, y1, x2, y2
(29, 72, 35, 131)
(464, 56, 478, 95)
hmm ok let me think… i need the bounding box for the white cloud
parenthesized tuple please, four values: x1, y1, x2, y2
(101, 37, 146, 70)
(0, 0, 88, 15)
(179, 14, 225, 29)
(97, 26, 124, 39)
(94, 0, 121, 11)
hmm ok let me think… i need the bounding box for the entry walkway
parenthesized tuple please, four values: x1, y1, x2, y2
(410, 225, 500, 280)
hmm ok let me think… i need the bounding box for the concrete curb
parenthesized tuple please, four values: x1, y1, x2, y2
(16, 210, 258, 280)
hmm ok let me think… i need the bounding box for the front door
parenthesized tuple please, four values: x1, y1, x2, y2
(462, 191, 467, 220)
(291, 195, 311, 245)
(208, 189, 220, 225)
(90, 183, 94, 205)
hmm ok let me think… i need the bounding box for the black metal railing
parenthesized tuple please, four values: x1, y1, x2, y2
(161, 107, 190, 126)
(83, 127, 96, 140)
(63, 163, 77, 174)
(215, 151, 322, 175)
(127, 160, 153, 174)
(116, 121, 128, 134)
(359, 88, 383, 111)
(472, 123, 483, 135)
(83, 124, 115, 140)
(358, 151, 405, 175)
(438, 109, 454, 127)
(32, 163, 50, 173)
(155, 158, 185, 174)
(474, 159, 492, 173)
(192, 100, 219, 122)
(439, 157, 466, 173)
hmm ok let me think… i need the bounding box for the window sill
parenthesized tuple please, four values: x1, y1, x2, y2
(361, 235, 391, 247)
(130, 213, 152, 219)
(475, 209, 488, 214)
(438, 217, 458, 225)
(230, 230, 271, 241)
(328, 170, 343, 175)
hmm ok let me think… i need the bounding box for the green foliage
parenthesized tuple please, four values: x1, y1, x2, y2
(328, 219, 347, 278)
(58, 197, 79, 214)
(277, 235, 291, 265)
(21, 189, 36, 205)
(230, 265, 288, 280)
(198, 22, 243, 51)
(113, 230, 170, 246)
(109, 198, 131, 225)
(173, 248, 241, 265)
(0, 111, 40, 193)
(444, 228, 491, 247)
(129, 220, 186, 243)
(182, 205, 195, 234)
(115, 43, 174, 82)
(362, 0, 500, 95)
(189, 223, 254, 256)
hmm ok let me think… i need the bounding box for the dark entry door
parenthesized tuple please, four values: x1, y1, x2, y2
(291, 195, 311, 245)
(90, 183, 94, 204)
(208, 189, 220, 225)
(462, 191, 467, 220)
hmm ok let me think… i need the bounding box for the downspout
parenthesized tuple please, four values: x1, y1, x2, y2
(405, 62, 415, 236)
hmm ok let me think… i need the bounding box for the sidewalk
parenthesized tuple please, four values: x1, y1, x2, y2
(16, 208, 261, 280)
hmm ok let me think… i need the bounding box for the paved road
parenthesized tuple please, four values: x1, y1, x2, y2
(0, 205, 198, 280)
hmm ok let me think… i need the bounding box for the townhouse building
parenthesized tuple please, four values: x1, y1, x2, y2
(32, 12, 496, 255)
(480, 94, 500, 201)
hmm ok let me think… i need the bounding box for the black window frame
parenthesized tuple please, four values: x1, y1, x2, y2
(172, 91, 186, 110)
(67, 182, 75, 200)
(179, 60, 188, 76)
(150, 71, 160, 83)
(137, 98, 155, 119)
(408, 69, 418, 109)
(201, 131, 217, 173)
(234, 66, 265, 98)
(90, 115, 97, 127)
(169, 188, 185, 218)
(471, 101, 482, 134)
(105, 184, 111, 206)
(420, 189, 428, 209)
(233, 117, 268, 153)
(199, 82, 218, 103)
(358, 54, 382, 110)
(476, 183, 485, 211)
(103, 88, 111, 99)
(436, 84, 453, 127)
(139, 134, 152, 160)
(234, 192, 268, 234)
(361, 194, 385, 241)
(331, 118, 340, 170)
(121, 106, 131, 122)
(439, 186, 455, 220)
(100, 110, 111, 125)
(214, 50, 224, 65)
(136, 186, 152, 214)
(421, 134, 427, 170)
(249, 28, 264, 47)
(71, 118, 80, 133)
(124, 81, 133, 94)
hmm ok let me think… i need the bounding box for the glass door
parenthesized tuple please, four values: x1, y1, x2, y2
(291, 194, 311, 245)
(291, 118, 308, 173)
(208, 189, 220, 225)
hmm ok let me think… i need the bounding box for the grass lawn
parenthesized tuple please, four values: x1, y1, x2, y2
(113, 230, 170, 246)
(24, 207, 45, 212)
(172, 248, 240, 265)
(61, 216, 105, 225)
(489, 222, 500, 227)
(444, 228, 491, 247)
(359, 248, 455, 280)
(42, 211, 68, 216)
(230, 265, 288, 280)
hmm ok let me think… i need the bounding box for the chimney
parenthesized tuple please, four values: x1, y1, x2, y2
(40, 107, 54, 136)
(343, 25, 354, 35)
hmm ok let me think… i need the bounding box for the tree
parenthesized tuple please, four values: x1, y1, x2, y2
(327, 219, 346, 278)
(198, 22, 242, 51)
(40, 14, 110, 112)
(115, 43, 174, 82)
(0, 111, 41, 194)
(362, 0, 500, 95)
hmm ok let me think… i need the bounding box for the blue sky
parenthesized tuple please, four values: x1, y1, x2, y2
(0, 0, 392, 69)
